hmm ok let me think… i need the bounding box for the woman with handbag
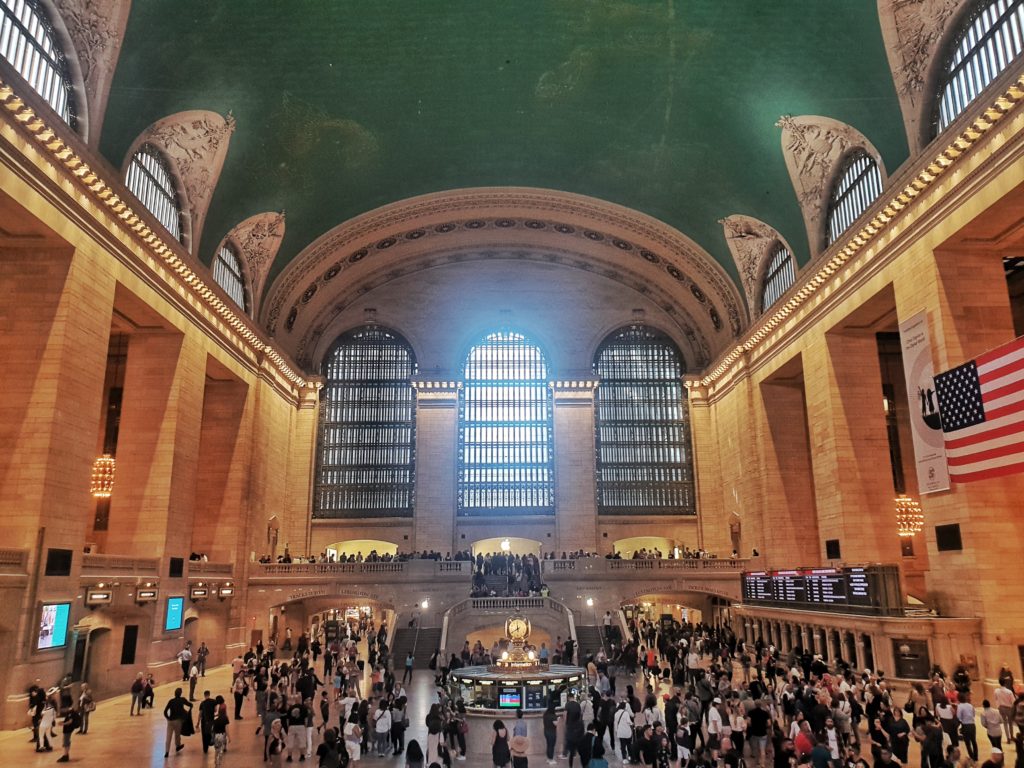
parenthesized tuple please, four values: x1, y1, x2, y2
(77, 684, 94, 734)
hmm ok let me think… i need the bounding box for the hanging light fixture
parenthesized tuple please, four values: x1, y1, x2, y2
(894, 494, 924, 537)
(90, 454, 116, 498)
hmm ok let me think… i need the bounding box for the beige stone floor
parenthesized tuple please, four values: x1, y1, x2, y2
(0, 662, 1012, 767)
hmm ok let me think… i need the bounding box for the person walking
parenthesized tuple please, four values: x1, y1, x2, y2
(212, 696, 230, 768)
(232, 672, 247, 720)
(958, 694, 979, 762)
(163, 687, 193, 758)
(343, 710, 363, 763)
(403, 652, 415, 684)
(188, 662, 200, 701)
(177, 642, 192, 681)
(405, 739, 425, 768)
(374, 698, 393, 757)
(426, 703, 444, 762)
(56, 704, 81, 763)
(197, 690, 217, 754)
(614, 700, 633, 763)
(285, 693, 308, 763)
(77, 683, 94, 734)
(268, 718, 286, 768)
(196, 642, 209, 677)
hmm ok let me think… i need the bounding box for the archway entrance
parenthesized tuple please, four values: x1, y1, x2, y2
(471, 536, 541, 557)
(612, 536, 679, 558)
(325, 539, 398, 561)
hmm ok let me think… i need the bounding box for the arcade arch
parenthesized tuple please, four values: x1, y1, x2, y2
(325, 539, 399, 561)
(611, 535, 680, 559)
(471, 537, 542, 557)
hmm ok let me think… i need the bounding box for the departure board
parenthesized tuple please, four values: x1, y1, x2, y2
(741, 565, 901, 615)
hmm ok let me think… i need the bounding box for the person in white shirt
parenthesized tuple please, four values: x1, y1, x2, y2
(707, 697, 725, 758)
(993, 683, 1016, 741)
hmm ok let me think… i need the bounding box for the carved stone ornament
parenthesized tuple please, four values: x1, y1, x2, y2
(719, 215, 792, 318)
(775, 115, 886, 258)
(53, 0, 131, 146)
(127, 110, 236, 255)
(223, 211, 286, 316)
(877, 0, 963, 153)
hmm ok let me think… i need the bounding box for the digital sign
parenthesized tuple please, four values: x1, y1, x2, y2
(498, 687, 522, 708)
(741, 565, 901, 616)
(164, 596, 184, 631)
(37, 603, 71, 650)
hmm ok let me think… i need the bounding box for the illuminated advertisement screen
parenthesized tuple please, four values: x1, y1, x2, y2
(37, 603, 71, 650)
(498, 687, 522, 708)
(164, 596, 184, 631)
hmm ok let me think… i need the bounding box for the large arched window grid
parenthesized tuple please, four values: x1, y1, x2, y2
(825, 150, 883, 247)
(212, 243, 247, 313)
(0, 0, 76, 128)
(761, 242, 796, 313)
(314, 326, 417, 519)
(125, 143, 184, 244)
(593, 326, 695, 516)
(458, 331, 554, 516)
(934, 0, 1024, 135)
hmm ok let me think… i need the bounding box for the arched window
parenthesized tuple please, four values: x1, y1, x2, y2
(314, 326, 417, 518)
(593, 325, 695, 515)
(935, 0, 1024, 135)
(125, 143, 183, 243)
(212, 243, 247, 312)
(825, 150, 882, 247)
(0, 0, 76, 127)
(459, 330, 554, 515)
(761, 242, 796, 312)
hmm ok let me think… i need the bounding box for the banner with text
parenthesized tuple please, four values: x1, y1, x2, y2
(898, 311, 950, 493)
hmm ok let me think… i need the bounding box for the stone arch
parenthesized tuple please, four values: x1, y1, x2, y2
(50, 0, 133, 147)
(121, 110, 236, 255)
(216, 211, 286, 317)
(719, 215, 799, 318)
(775, 115, 888, 258)
(877, 0, 976, 154)
(263, 187, 747, 369)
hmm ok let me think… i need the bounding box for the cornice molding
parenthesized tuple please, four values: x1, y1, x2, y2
(0, 72, 310, 399)
(700, 70, 1024, 392)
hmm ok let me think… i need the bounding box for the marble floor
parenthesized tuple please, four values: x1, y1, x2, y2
(0, 663, 1011, 767)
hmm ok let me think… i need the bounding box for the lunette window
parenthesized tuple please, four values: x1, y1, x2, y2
(825, 150, 882, 247)
(125, 144, 184, 244)
(761, 243, 796, 313)
(458, 331, 554, 516)
(0, 0, 76, 127)
(212, 243, 247, 312)
(314, 326, 417, 518)
(594, 325, 695, 516)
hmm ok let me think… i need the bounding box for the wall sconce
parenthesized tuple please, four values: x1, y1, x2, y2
(190, 583, 209, 602)
(218, 583, 234, 600)
(90, 455, 115, 498)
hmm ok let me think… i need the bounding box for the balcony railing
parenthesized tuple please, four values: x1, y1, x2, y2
(188, 561, 233, 576)
(0, 548, 28, 573)
(80, 553, 160, 578)
(253, 559, 471, 578)
(541, 558, 749, 575)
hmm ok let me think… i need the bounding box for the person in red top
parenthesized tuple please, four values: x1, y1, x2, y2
(795, 721, 815, 757)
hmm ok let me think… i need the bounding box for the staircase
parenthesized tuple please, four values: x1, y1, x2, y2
(390, 626, 444, 669)
(575, 625, 606, 662)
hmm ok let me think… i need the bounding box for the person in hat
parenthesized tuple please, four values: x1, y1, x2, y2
(511, 732, 530, 768)
(37, 687, 59, 752)
(980, 748, 1003, 768)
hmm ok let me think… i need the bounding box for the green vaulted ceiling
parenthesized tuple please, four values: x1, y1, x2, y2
(100, 1, 910, 289)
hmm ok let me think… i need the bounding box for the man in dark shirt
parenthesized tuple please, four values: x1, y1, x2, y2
(163, 687, 193, 758)
(197, 690, 217, 754)
(774, 736, 797, 768)
(749, 700, 772, 767)
(875, 747, 900, 768)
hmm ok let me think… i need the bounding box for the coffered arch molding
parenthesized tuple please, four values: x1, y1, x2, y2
(300, 247, 714, 376)
(264, 187, 748, 372)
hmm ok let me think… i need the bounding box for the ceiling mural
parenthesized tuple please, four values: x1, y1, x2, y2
(98, 0, 911, 297)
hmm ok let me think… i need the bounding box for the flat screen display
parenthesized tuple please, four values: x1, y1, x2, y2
(37, 602, 71, 650)
(498, 687, 521, 708)
(741, 565, 900, 616)
(164, 596, 184, 631)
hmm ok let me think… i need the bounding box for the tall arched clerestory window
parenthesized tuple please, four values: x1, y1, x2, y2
(761, 242, 796, 313)
(212, 242, 247, 313)
(934, 0, 1024, 136)
(593, 325, 695, 516)
(825, 149, 883, 248)
(125, 143, 185, 244)
(313, 325, 417, 519)
(458, 330, 554, 516)
(0, 0, 77, 128)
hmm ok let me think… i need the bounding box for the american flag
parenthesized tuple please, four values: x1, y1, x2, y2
(934, 335, 1024, 483)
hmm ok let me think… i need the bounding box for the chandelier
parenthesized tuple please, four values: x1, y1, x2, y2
(894, 494, 924, 537)
(90, 454, 116, 498)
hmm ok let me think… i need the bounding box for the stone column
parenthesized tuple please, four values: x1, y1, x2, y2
(803, 332, 902, 566)
(551, 381, 598, 553)
(854, 637, 866, 671)
(826, 629, 837, 663)
(106, 332, 206, 560)
(412, 382, 459, 553)
(800, 625, 809, 653)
